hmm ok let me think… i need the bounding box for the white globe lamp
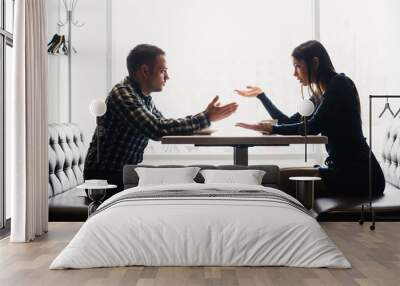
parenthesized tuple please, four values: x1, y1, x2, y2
(89, 98, 107, 117)
(89, 98, 107, 163)
(298, 99, 315, 117)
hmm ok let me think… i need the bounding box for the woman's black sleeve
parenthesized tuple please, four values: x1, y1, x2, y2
(257, 93, 301, 124)
(271, 78, 342, 135)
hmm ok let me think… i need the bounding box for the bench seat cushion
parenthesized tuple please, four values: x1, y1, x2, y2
(49, 188, 89, 222)
(315, 183, 400, 221)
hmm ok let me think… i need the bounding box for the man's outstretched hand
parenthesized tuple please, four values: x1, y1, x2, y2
(204, 96, 238, 122)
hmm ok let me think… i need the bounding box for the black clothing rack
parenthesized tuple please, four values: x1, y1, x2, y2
(360, 95, 400, 230)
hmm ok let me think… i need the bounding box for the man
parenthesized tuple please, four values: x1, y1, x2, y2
(84, 44, 238, 194)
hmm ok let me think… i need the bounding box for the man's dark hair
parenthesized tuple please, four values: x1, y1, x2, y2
(126, 44, 165, 76)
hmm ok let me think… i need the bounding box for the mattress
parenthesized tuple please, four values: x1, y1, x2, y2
(50, 183, 351, 269)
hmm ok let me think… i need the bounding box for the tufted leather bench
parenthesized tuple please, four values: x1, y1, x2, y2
(281, 121, 400, 221)
(381, 121, 400, 188)
(48, 123, 90, 221)
(49, 120, 399, 222)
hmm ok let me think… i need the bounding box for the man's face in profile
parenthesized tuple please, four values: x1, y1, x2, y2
(148, 55, 169, 92)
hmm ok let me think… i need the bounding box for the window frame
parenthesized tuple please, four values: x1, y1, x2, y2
(0, 0, 13, 231)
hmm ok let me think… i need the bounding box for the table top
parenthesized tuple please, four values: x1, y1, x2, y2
(289, 176, 322, 181)
(161, 134, 328, 146)
(77, 184, 117, 190)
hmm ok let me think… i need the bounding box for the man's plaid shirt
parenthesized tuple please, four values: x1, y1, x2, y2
(84, 77, 210, 173)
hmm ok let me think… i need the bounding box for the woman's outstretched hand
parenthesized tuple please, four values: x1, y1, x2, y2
(235, 122, 273, 134)
(204, 96, 238, 122)
(234, 86, 264, 97)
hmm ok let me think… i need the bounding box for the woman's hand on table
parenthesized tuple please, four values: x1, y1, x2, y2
(234, 86, 264, 98)
(235, 122, 273, 134)
(204, 96, 238, 122)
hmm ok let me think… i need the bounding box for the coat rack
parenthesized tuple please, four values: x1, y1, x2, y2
(57, 0, 84, 123)
(360, 95, 400, 230)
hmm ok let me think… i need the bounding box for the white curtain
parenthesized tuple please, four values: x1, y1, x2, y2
(8, 0, 48, 242)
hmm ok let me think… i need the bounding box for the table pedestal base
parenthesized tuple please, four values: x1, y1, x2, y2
(233, 146, 249, 166)
(87, 189, 107, 216)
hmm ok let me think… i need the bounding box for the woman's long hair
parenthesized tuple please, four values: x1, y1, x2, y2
(292, 40, 361, 119)
(292, 40, 336, 97)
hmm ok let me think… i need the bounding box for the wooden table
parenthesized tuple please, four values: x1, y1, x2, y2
(161, 134, 328, 165)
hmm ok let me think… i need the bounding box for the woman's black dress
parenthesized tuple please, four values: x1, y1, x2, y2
(257, 73, 385, 196)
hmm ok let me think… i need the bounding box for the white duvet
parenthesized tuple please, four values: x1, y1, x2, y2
(50, 183, 351, 269)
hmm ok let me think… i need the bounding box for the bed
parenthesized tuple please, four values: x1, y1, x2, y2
(50, 165, 350, 269)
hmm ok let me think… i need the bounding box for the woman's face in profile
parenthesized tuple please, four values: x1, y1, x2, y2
(292, 57, 309, 86)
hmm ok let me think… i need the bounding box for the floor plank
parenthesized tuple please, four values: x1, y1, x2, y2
(0, 222, 399, 286)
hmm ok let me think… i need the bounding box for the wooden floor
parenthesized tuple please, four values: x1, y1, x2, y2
(0, 222, 399, 286)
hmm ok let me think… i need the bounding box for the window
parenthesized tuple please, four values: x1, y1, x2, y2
(111, 0, 314, 157)
(320, 0, 400, 158)
(5, 44, 11, 220)
(0, 0, 13, 230)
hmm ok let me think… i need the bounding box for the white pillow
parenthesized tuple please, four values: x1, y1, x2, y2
(200, 169, 266, 185)
(135, 167, 201, 186)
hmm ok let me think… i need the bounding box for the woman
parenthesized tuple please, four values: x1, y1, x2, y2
(235, 40, 385, 197)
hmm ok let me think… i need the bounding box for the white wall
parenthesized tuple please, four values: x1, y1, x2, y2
(47, 0, 400, 166)
(48, 0, 318, 166)
(47, 0, 61, 123)
(320, 0, 400, 159)
(70, 0, 108, 145)
(111, 0, 313, 160)
(47, 0, 107, 144)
